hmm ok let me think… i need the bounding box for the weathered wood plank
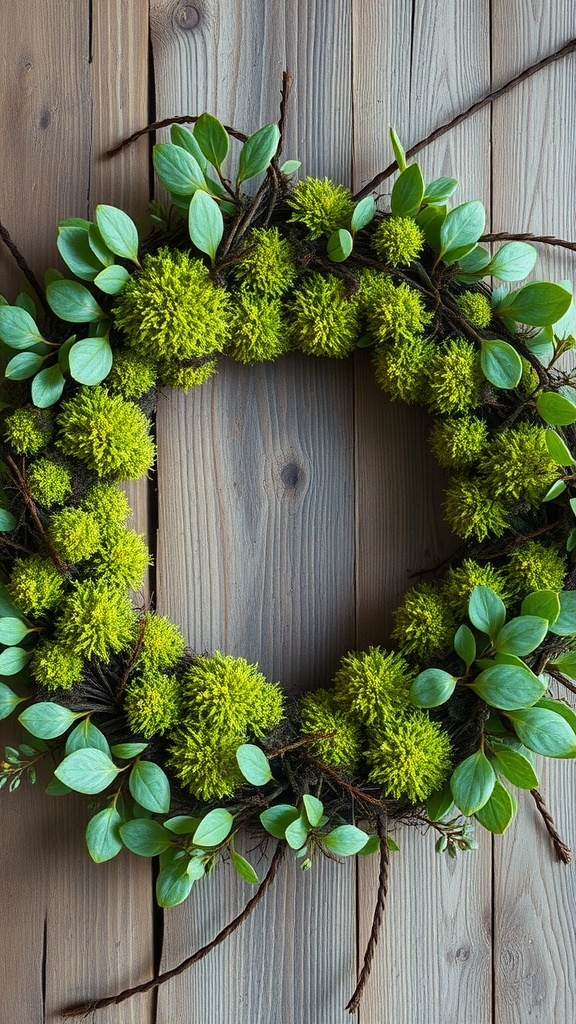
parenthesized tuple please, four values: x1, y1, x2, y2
(353, 3, 493, 1021)
(491, 6, 576, 1021)
(151, 0, 358, 1020)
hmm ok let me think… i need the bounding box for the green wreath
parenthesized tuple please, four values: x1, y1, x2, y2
(1, 74, 576, 1017)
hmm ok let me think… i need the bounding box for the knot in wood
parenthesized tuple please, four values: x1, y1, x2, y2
(174, 3, 202, 30)
(280, 462, 301, 489)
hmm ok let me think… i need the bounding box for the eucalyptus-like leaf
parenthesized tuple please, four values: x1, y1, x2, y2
(153, 142, 206, 195)
(280, 159, 301, 175)
(0, 306, 45, 349)
(422, 177, 458, 205)
(507, 707, 576, 757)
(0, 681, 26, 721)
(426, 783, 456, 822)
(302, 793, 324, 828)
(86, 807, 123, 862)
(235, 743, 273, 786)
(54, 748, 120, 793)
(535, 697, 576, 738)
(94, 265, 130, 295)
(19, 702, 79, 739)
(327, 228, 353, 262)
(492, 615, 549, 657)
(120, 818, 173, 857)
(351, 196, 376, 232)
(548, 590, 576, 636)
(68, 336, 113, 385)
(95, 206, 139, 263)
(470, 664, 545, 710)
(110, 742, 148, 759)
(495, 281, 572, 327)
(188, 190, 224, 262)
(0, 509, 16, 532)
(193, 112, 230, 169)
(521, 591, 560, 626)
(410, 668, 456, 708)
(536, 391, 576, 426)
(57, 226, 103, 281)
(171, 124, 208, 170)
(0, 646, 32, 675)
(545, 429, 575, 466)
(543, 479, 566, 502)
(485, 241, 538, 282)
(390, 163, 425, 219)
(259, 804, 299, 839)
(65, 719, 110, 756)
(389, 127, 407, 172)
(192, 808, 233, 847)
(0, 617, 34, 646)
(438, 201, 485, 263)
(156, 857, 200, 907)
(474, 779, 517, 833)
(237, 124, 280, 185)
(468, 586, 506, 638)
(490, 741, 539, 789)
(47, 280, 105, 323)
(31, 364, 65, 408)
(230, 847, 259, 884)
(480, 339, 522, 390)
(5, 351, 44, 380)
(284, 812, 310, 850)
(450, 750, 495, 816)
(129, 760, 171, 814)
(322, 824, 369, 856)
(454, 623, 476, 669)
(415, 204, 446, 250)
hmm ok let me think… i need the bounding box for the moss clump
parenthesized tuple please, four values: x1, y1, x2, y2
(167, 727, 243, 800)
(56, 580, 137, 661)
(234, 227, 297, 296)
(48, 508, 101, 563)
(361, 272, 433, 345)
(27, 459, 72, 507)
(8, 555, 65, 617)
(391, 585, 456, 660)
(372, 216, 425, 267)
(30, 641, 83, 691)
(366, 711, 452, 802)
(137, 613, 186, 671)
(181, 652, 284, 738)
(106, 351, 157, 399)
(456, 291, 492, 328)
(373, 334, 434, 403)
(299, 688, 363, 767)
(227, 291, 286, 363)
(444, 476, 511, 542)
(429, 417, 489, 469)
(82, 484, 131, 525)
(479, 423, 558, 506)
(4, 408, 50, 455)
(287, 177, 354, 238)
(124, 668, 181, 738)
(159, 359, 218, 392)
(505, 541, 567, 597)
(333, 647, 412, 726)
(57, 386, 155, 481)
(289, 273, 360, 357)
(443, 559, 511, 619)
(89, 525, 151, 589)
(426, 338, 482, 414)
(113, 248, 229, 363)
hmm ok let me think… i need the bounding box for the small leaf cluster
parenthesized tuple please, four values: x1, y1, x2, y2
(260, 794, 373, 870)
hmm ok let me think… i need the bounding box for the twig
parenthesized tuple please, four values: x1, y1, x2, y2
(353, 36, 576, 201)
(5, 456, 66, 571)
(61, 842, 285, 1017)
(481, 231, 576, 253)
(107, 116, 248, 158)
(0, 219, 49, 314)
(267, 731, 337, 758)
(304, 754, 389, 810)
(546, 666, 576, 697)
(530, 789, 571, 864)
(346, 814, 389, 1014)
(114, 616, 147, 699)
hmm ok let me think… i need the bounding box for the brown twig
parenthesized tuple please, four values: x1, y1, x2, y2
(266, 731, 337, 758)
(346, 814, 389, 1014)
(481, 231, 576, 253)
(114, 616, 147, 699)
(304, 754, 389, 810)
(0, 219, 49, 313)
(546, 666, 576, 697)
(107, 116, 248, 158)
(530, 789, 571, 864)
(61, 842, 285, 1018)
(353, 36, 576, 201)
(5, 456, 66, 571)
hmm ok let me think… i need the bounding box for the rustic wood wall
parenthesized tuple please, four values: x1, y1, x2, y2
(0, 2, 575, 1022)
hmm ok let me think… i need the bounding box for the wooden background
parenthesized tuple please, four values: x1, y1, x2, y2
(1, 1, 575, 1021)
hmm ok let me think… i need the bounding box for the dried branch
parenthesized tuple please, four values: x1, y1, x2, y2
(481, 231, 576, 253)
(0, 219, 49, 313)
(530, 788, 571, 864)
(107, 115, 248, 158)
(346, 814, 389, 1013)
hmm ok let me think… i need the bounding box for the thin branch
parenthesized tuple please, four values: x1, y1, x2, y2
(5, 456, 66, 571)
(107, 116, 248, 158)
(481, 231, 576, 253)
(304, 754, 390, 810)
(61, 842, 285, 1018)
(353, 36, 576, 201)
(546, 666, 576, 697)
(530, 789, 571, 864)
(0, 219, 49, 314)
(346, 814, 389, 1013)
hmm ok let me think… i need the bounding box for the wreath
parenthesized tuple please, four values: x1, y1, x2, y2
(1, 56, 576, 1018)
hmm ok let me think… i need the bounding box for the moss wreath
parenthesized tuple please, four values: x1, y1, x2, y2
(1, 48, 576, 1018)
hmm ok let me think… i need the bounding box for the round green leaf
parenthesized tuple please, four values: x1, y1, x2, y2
(499, 281, 572, 327)
(327, 228, 353, 262)
(390, 163, 425, 219)
(450, 750, 495, 816)
(47, 280, 105, 323)
(521, 591, 560, 626)
(68, 337, 113, 385)
(474, 779, 517, 833)
(88, 225, 114, 266)
(164, 815, 201, 835)
(280, 159, 301, 175)
(490, 742, 539, 789)
(545, 429, 575, 466)
(486, 242, 538, 282)
(439, 200, 485, 261)
(468, 586, 506, 637)
(230, 847, 259, 884)
(65, 719, 110, 755)
(549, 649, 576, 678)
(129, 760, 171, 814)
(0, 646, 32, 676)
(259, 804, 299, 839)
(507, 707, 576, 757)
(493, 615, 549, 657)
(120, 818, 172, 857)
(454, 623, 476, 669)
(153, 142, 206, 195)
(480, 339, 522, 390)
(192, 807, 234, 847)
(543, 479, 566, 502)
(0, 306, 45, 349)
(235, 743, 273, 786)
(156, 858, 198, 908)
(422, 177, 458, 205)
(426, 782, 456, 822)
(110, 742, 148, 759)
(535, 697, 576, 738)
(302, 793, 324, 828)
(86, 807, 123, 863)
(548, 590, 576, 636)
(351, 196, 376, 232)
(31, 363, 65, 408)
(322, 825, 369, 857)
(18, 702, 79, 739)
(193, 113, 230, 169)
(57, 226, 103, 281)
(94, 265, 130, 295)
(54, 748, 120, 793)
(410, 668, 456, 708)
(470, 664, 545, 710)
(0, 509, 16, 533)
(284, 812, 310, 850)
(5, 352, 44, 381)
(0, 617, 32, 646)
(188, 190, 224, 262)
(170, 124, 208, 169)
(237, 124, 280, 185)
(0, 681, 26, 720)
(95, 205, 139, 263)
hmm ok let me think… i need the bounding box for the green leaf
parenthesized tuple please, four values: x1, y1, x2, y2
(120, 818, 172, 857)
(156, 858, 199, 907)
(15, 292, 36, 317)
(57, 226, 103, 281)
(230, 847, 259, 884)
(170, 124, 208, 169)
(468, 586, 506, 638)
(327, 228, 353, 262)
(86, 807, 123, 862)
(507, 707, 576, 757)
(302, 793, 324, 827)
(164, 815, 201, 835)
(235, 743, 272, 786)
(427, 782, 456, 822)
(31, 364, 65, 408)
(450, 750, 495, 816)
(521, 591, 560, 625)
(65, 719, 110, 755)
(193, 112, 230, 169)
(0, 509, 16, 533)
(0, 306, 45, 349)
(548, 590, 576, 636)
(474, 779, 517, 833)
(188, 190, 224, 262)
(57, 335, 77, 373)
(490, 741, 539, 789)
(536, 392, 576, 427)
(5, 351, 45, 380)
(351, 196, 376, 232)
(549, 649, 576, 678)
(410, 668, 456, 708)
(192, 808, 233, 847)
(386, 836, 400, 852)
(110, 742, 148, 759)
(284, 812, 310, 850)
(480, 339, 522, 390)
(454, 623, 476, 669)
(87, 225, 114, 266)
(280, 159, 301, 175)
(322, 825, 369, 856)
(0, 586, 21, 618)
(153, 142, 206, 195)
(18, 702, 79, 739)
(415, 204, 447, 249)
(544, 479, 567, 502)
(470, 664, 545, 710)
(68, 337, 113, 385)
(95, 205, 139, 263)
(497, 282, 572, 327)
(389, 127, 407, 172)
(129, 760, 171, 814)
(493, 615, 549, 657)
(45, 777, 72, 796)
(422, 177, 458, 205)
(55, 748, 120, 793)
(356, 834, 381, 856)
(94, 265, 130, 295)
(0, 617, 33, 646)
(0, 681, 26, 720)
(486, 242, 538, 282)
(259, 804, 299, 839)
(390, 163, 425, 219)
(237, 124, 280, 185)
(455, 245, 491, 275)
(545, 429, 575, 466)
(534, 697, 576, 738)
(47, 280, 105, 323)
(0, 646, 31, 675)
(439, 201, 485, 262)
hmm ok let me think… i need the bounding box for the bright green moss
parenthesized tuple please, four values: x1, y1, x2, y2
(373, 334, 434, 403)
(366, 711, 452, 803)
(391, 584, 456, 660)
(429, 416, 489, 469)
(106, 351, 158, 399)
(234, 227, 297, 296)
(182, 652, 284, 738)
(56, 386, 155, 481)
(89, 525, 151, 589)
(136, 613, 186, 671)
(505, 541, 567, 597)
(124, 667, 181, 738)
(113, 248, 230, 363)
(426, 338, 482, 414)
(227, 291, 286, 363)
(479, 423, 558, 506)
(444, 476, 511, 542)
(56, 580, 137, 661)
(4, 408, 50, 455)
(299, 688, 363, 767)
(289, 273, 360, 357)
(8, 555, 65, 617)
(167, 726, 244, 800)
(82, 483, 131, 525)
(372, 216, 425, 267)
(520, 356, 539, 394)
(29, 640, 83, 691)
(159, 359, 218, 392)
(333, 646, 412, 726)
(287, 177, 354, 238)
(455, 291, 492, 329)
(360, 272, 433, 345)
(48, 508, 101, 563)
(443, 559, 511, 619)
(27, 459, 72, 507)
